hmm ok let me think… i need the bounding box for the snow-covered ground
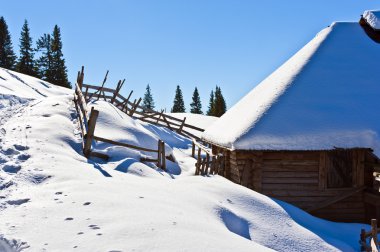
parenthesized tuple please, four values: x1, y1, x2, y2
(0, 68, 370, 251)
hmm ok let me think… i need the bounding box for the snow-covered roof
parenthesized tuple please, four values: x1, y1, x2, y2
(363, 10, 380, 30)
(202, 21, 380, 154)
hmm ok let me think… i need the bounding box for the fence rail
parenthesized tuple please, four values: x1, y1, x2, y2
(360, 219, 379, 251)
(73, 67, 167, 169)
(80, 79, 205, 141)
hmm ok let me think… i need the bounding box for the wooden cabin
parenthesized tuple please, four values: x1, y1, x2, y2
(209, 146, 380, 223)
(201, 14, 380, 223)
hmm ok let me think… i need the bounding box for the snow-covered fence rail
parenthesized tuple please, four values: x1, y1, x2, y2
(76, 67, 205, 141)
(73, 68, 167, 169)
(360, 219, 379, 251)
(192, 139, 224, 176)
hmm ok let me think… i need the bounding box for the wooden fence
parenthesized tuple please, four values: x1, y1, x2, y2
(73, 68, 166, 169)
(191, 139, 224, 176)
(360, 219, 379, 251)
(77, 67, 205, 141)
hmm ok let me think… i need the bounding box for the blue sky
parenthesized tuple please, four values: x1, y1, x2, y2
(2, 1, 379, 111)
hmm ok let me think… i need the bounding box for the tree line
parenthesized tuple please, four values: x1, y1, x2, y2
(0, 17, 70, 88)
(143, 84, 227, 117)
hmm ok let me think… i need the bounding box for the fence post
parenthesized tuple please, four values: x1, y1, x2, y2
(371, 219, 378, 249)
(84, 107, 99, 157)
(161, 140, 166, 170)
(195, 148, 201, 175)
(191, 141, 195, 158)
(157, 140, 162, 168)
(177, 117, 186, 133)
(129, 98, 142, 117)
(205, 153, 210, 175)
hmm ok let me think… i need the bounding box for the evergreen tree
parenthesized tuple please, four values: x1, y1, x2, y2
(206, 90, 215, 116)
(50, 25, 71, 88)
(142, 84, 155, 110)
(213, 86, 227, 117)
(0, 17, 16, 69)
(190, 87, 202, 114)
(171, 85, 185, 113)
(17, 20, 38, 76)
(36, 33, 53, 82)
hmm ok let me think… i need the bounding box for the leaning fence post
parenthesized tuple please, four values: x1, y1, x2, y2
(84, 107, 99, 157)
(177, 117, 186, 133)
(161, 140, 166, 170)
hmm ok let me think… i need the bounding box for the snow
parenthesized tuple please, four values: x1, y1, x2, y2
(0, 68, 372, 251)
(363, 10, 380, 30)
(202, 22, 380, 155)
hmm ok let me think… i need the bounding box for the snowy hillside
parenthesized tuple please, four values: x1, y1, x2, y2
(0, 68, 369, 251)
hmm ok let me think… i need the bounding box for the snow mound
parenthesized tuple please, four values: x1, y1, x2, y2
(0, 68, 71, 99)
(202, 22, 380, 155)
(363, 10, 380, 30)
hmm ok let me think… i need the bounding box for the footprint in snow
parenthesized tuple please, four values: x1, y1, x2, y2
(65, 217, 74, 221)
(83, 202, 91, 206)
(89, 224, 100, 230)
(6, 198, 30, 205)
(13, 144, 29, 151)
(17, 153, 30, 161)
(77, 232, 84, 235)
(96, 233, 102, 236)
(3, 164, 21, 173)
(55, 192, 63, 195)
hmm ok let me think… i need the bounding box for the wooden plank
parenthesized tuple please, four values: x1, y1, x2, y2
(84, 107, 99, 157)
(263, 171, 319, 178)
(177, 117, 186, 133)
(195, 148, 201, 175)
(191, 141, 195, 158)
(141, 158, 159, 162)
(319, 152, 326, 190)
(253, 152, 263, 192)
(89, 151, 109, 160)
(262, 177, 319, 184)
(307, 186, 366, 212)
(157, 140, 162, 168)
(129, 98, 142, 116)
(93, 135, 158, 153)
(82, 84, 116, 94)
(161, 140, 166, 170)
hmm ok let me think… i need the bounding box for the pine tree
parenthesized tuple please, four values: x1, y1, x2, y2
(17, 20, 38, 76)
(190, 87, 202, 114)
(0, 17, 16, 69)
(213, 86, 227, 117)
(142, 84, 155, 110)
(36, 33, 53, 82)
(50, 25, 71, 88)
(171, 85, 185, 113)
(206, 90, 215, 116)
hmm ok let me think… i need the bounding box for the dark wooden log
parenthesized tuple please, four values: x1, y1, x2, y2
(157, 140, 162, 168)
(161, 140, 166, 170)
(205, 153, 210, 175)
(93, 135, 158, 153)
(84, 107, 99, 157)
(129, 97, 142, 116)
(191, 141, 195, 158)
(195, 148, 202, 175)
(177, 117, 186, 133)
(372, 219, 378, 249)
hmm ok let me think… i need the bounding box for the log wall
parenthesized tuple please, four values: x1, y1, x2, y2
(221, 148, 379, 223)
